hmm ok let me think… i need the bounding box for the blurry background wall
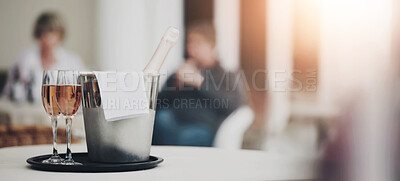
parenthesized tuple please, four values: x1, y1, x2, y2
(95, 0, 184, 80)
(0, 0, 96, 69)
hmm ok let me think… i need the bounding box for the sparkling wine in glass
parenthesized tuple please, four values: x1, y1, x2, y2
(56, 70, 82, 165)
(41, 70, 63, 164)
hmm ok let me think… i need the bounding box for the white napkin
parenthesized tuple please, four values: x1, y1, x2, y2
(94, 71, 149, 122)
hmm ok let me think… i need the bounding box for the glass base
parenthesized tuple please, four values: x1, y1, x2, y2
(42, 155, 63, 164)
(62, 159, 82, 165)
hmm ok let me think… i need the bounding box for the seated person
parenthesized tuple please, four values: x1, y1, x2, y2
(2, 12, 86, 103)
(152, 22, 246, 146)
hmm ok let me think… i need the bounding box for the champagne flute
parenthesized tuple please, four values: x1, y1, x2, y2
(41, 70, 63, 164)
(56, 70, 82, 165)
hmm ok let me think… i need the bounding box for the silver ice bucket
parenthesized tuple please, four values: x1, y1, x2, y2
(80, 73, 160, 163)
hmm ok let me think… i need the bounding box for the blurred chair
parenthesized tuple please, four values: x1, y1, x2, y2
(214, 106, 254, 149)
(0, 99, 85, 147)
(0, 125, 81, 148)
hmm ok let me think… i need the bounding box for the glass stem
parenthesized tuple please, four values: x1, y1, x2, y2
(51, 116, 59, 157)
(65, 116, 73, 161)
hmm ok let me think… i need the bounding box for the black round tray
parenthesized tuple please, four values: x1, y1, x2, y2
(27, 152, 163, 172)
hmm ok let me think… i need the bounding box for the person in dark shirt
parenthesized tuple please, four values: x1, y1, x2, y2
(152, 22, 246, 146)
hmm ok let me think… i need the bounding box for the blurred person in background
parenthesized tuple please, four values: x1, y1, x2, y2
(152, 21, 246, 146)
(2, 12, 86, 103)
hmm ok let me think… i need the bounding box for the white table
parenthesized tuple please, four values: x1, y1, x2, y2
(0, 145, 317, 181)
